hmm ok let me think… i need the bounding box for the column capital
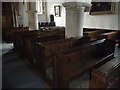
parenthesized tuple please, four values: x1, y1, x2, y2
(62, 2, 91, 12)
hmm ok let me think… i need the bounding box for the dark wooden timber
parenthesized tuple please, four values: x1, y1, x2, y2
(53, 38, 115, 88)
(35, 37, 90, 77)
(90, 56, 120, 89)
(13, 27, 65, 65)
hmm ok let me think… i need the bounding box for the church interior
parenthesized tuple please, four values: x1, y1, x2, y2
(1, 0, 120, 89)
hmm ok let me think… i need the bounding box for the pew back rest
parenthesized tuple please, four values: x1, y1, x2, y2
(14, 28, 65, 52)
(22, 29, 65, 59)
(36, 37, 90, 56)
(24, 33, 65, 56)
(6, 27, 29, 42)
(84, 30, 107, 41)
(36, 38, 76, 57)
(101, 31, 118, 39)
(13, 30, 42, 53)
(54, 39, 115, 79)
(7, 27, 29, 36)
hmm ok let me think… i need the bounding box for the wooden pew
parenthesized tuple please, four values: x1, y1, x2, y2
(14, 28, 65, 53)
(83, 28, 120, 45)
(13, 28, 65, 64)
(83, 28, 115, 32)
(83, 30, 107, 41)
(90, 56, 120, 89)
(5, 27, 29, 42)
(35, 37, 90, 77)
(23, 32, 65, 64)
(53, 38, 115, 88)
(101, 31, 120, 44)
(83, 28, 118, 41)
(13, 30, 42, 54)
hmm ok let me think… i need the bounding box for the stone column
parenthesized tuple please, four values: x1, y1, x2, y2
(27, 11, 38, 30)
(26, 2, 39, 30)
(63, 2, 91, 38)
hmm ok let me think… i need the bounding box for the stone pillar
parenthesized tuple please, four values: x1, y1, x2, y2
(63, 2, 91, 38)
(26, 2, 39, 30)
(27, 11, 38, 30)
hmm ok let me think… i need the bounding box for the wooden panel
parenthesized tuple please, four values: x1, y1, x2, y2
(53, 38, 115, 88)
(6, 27, 29, 42)
(83, 30, 107, 41)
(101, 31, 120, 44)
(2, 2, 13, 28)
(14, 27, 65, 66)
(90, 57, 120, 89)
(83, 28, 120, 45)
(35, 37, 90, 77)
(2, 2, 13, 41)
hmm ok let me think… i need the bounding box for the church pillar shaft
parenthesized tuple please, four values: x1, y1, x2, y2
(63, 2, 90, 38)
(27, 2, 39, 30)
(27, 11, 38, 30)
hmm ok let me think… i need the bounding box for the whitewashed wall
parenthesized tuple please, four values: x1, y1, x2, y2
(43, 2, 119, 30)
(38, 2, 47, 22)
(16, 2, 29, 27)
(45, 2, 66, 27)
(16, 1, 119, 30)
(18, 1, 119, 30)
(83, 2, 119, 30)
(38, 14, 47, 22)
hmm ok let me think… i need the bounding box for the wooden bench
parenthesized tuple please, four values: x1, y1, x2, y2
(13, 28, 65, 65)
(83, 28, 119, 41)
(83, 28, 115, 32)
(24, 32, 65, 64)
(35, 37, 90, 77)
(83, 30, 107, 41)
(101, 31, 120, 45)
(13, 30, 43, 55)
(53, 38, 115, 88)
(83, 28, 120, 45)
(5, 27, 29, 42)
(90, 55, 120, 89)
(13, 28, 65, 54)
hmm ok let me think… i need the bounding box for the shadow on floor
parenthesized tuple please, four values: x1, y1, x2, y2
(2, 50, 45, 88)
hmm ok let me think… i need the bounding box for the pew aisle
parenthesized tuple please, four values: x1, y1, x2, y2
(2, 43, 45, 88)
(2, 43, 120, 88)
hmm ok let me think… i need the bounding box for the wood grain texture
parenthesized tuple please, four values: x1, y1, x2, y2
(53, 38, 115, 88)
(90, 57, 120, 89)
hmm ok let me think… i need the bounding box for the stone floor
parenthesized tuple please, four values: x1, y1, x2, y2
(2, 43, 45, 88)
